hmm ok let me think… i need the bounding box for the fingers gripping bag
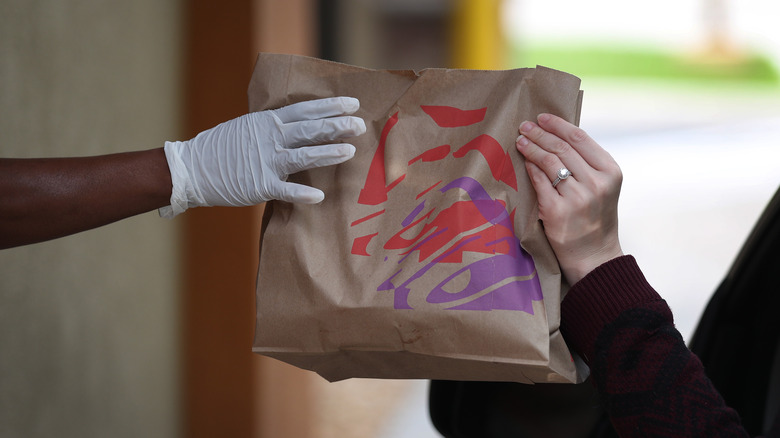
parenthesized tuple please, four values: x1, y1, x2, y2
(249, 53, 588, 384)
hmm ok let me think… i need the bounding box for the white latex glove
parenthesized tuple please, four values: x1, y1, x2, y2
(159, 96, 366, 218)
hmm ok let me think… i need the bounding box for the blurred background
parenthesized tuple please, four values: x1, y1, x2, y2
(1, 0, 778, 437)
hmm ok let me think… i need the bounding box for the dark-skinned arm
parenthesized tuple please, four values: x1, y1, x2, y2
(0, 148, 171, 249)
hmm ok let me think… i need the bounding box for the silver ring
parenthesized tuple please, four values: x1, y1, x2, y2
(552, 168, 572, 188)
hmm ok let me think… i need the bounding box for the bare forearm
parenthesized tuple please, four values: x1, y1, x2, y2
(0, 148, 172, 249)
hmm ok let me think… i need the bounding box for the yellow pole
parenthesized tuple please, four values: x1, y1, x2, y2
(449, 0, 505, 70)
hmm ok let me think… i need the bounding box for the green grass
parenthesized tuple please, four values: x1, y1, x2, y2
(510, 45, 780, 84)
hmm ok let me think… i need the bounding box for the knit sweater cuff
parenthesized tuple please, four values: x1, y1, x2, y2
(560, 255, 665, 363)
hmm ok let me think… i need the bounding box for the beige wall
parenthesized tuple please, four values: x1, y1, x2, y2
(0, 1, 182, 437)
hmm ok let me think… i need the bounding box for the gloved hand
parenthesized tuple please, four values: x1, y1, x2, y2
(160, 96, 366, 218)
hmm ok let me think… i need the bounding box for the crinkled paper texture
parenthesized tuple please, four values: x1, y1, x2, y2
(250, 53, 588, 384)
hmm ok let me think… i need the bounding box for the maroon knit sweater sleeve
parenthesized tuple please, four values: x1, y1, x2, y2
(560, 255, 749, 437)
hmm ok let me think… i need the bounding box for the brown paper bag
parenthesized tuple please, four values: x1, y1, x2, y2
(249, 53, 588, 384)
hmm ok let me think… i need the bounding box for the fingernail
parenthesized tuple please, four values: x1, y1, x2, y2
(516, 135, 528, 147)
(538, 113, 551, 123)
(520, 121, 534, 133)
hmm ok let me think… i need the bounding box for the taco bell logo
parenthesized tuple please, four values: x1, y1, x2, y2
(349, 105, 543, 313)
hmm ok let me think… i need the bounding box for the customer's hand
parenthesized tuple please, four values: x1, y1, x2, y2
(161, 96, 366, 218)
(516, 113, 624, 284)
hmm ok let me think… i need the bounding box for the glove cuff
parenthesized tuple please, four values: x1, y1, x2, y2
(159, 141, 203, 219)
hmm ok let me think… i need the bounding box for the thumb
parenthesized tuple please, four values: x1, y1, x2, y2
(271, 181, 326, 204)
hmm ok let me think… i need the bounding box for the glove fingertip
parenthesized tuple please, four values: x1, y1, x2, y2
(309, 191, 326, 204)
(339, 143, 357, 160)
(293, 189, 326, 204)
(277, 184, 326, 204)
(340, 96, 360, 114)
(352, 117, 367, 136)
